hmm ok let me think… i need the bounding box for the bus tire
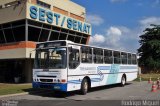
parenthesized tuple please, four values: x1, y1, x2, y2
(80, 78, 88, 95)
(121, 75, 126, 87)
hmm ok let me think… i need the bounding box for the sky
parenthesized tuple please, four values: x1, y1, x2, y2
(72, 0, 160, 53)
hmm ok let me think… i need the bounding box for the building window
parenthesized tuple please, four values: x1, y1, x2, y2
(37, 0, 51, 9)
(74, 36, 81, 44)
(27, 20, 89, 44)
(0, 30, 6, 44)
(39, 29, 50, 42)
(13, 26, 25, 42)
(0, 20, 25, 44)
(67, 34, 75, 42)
(59, 33, 67, 40)
(3, 28, 15, 43)
(28, 26, 40, 42)
(49, 31, 59, 41)
(81, 38, 87, 44)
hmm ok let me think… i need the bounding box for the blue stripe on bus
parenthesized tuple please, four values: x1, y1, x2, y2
(97, 66, 111, 70)
(120, 66, 137, 69)
(68, 80, 81, 84)
(91, 78, 101, 82)
(68, 78, 102, 84)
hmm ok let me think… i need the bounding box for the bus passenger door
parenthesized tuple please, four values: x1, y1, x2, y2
(67, 47, 81, 91)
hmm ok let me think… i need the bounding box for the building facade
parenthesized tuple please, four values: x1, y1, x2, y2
(0, 0, 92, 82)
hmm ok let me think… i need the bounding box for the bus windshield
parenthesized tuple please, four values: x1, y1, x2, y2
(34, 48, 67, 69)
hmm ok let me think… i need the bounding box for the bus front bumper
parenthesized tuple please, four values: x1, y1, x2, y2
(32, 82, 67, 92)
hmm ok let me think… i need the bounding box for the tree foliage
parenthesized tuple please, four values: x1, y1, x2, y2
(138, 25, 160, 71)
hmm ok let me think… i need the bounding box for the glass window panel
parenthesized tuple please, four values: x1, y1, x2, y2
(13, 26, 25, 42)
(104, 50, 113, 64)
(67, 35, 75, 42)
(59, 33, 67, 40)
(93, 48, 103, 64)
(61, 28, 68, 33)
(4, 28, 15, 43)
(12, 20, 25, 26)
(43, 24, 51, 29)
(128, 53, 132, 64)
(114, 51, 120, 64)
(39, 29, 49, 42)
(69, 30, 75, 35)
(49, 31, 59, 41)
(0, 30, 5, 44)
(28, 20, 42, 27)
(81, 38, 87, 44)
(3, 23, 11, 28)
(75, 36, 81, 43)
(69, 48, 80, 69)
(81, 46, 92, 63)
(52, 26, 60, 31)
(121, 52, 127, 64)
(131, 54, 137, 64)
(28, 26, 41, 42)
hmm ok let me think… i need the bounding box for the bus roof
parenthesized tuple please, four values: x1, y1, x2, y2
(37, 40, 137, 55)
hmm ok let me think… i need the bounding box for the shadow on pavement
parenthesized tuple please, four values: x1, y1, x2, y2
(22, 83, 132, 98)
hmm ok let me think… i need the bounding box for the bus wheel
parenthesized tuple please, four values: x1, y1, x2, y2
(121, 75, 126, 87)
(80, 78, 88, 95)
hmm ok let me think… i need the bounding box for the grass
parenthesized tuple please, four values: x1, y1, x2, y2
(135, 74, 160, 82)
(0, 83, 32, 96)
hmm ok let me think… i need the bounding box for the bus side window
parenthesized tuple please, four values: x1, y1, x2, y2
(114, 51, 120, 64)
(69, 48, 80, 69)
(93, 48, 103, 64)
(121, 52, 127, 64)
(128, 53, 132, 64)
(81, 46, 92, 63)
(104, 50, 113, 64)
(131, 54, 137, 64)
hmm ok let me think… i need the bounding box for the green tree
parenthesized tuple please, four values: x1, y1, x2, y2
(138, 25, 160, 72)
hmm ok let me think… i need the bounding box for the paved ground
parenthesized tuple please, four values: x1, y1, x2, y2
(0, 81, 160, 106)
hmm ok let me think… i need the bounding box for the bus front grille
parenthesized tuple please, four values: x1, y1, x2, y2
(40, 79, 53, 83)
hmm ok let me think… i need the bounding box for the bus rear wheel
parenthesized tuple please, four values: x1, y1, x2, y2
(80, 78, 88, 95)
(121, 75, 126, 87)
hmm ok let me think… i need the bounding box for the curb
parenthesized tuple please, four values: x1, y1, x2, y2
(0, 92, 29, 98)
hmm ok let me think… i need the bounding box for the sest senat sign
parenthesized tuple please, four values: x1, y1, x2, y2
(29, 6, 91, 35)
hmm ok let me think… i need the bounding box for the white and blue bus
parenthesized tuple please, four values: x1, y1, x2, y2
(32, 40, 138, 94)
